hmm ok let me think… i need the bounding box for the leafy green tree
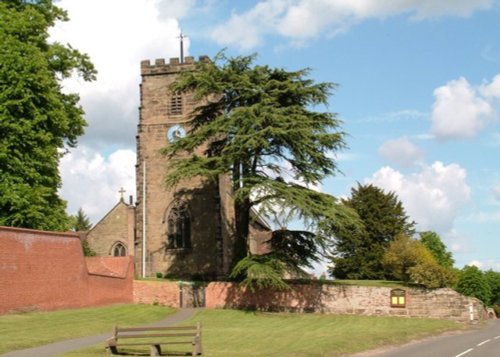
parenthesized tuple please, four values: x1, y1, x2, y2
(419, 231, 454, 268)
(382, 234, 456, 288)
(330, 184, 415, 279)
(408, 261, 457, 289)
(70, 208, 92, 231)
(484, 270, 500, 306)
(455, 266, 492, 304)
(383, 234, 435, 282)
(0, 0, 96, 230)
(164, 52, 358, 288)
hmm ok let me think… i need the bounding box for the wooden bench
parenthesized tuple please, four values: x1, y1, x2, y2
(105, 322, 203, 356)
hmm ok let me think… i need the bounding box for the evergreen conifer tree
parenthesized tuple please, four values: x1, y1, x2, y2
(330, 184, 415, 279)
(164, 52, 358, 288)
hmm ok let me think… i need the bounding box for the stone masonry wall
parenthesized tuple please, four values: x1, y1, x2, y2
(86, 200, 135, 257)
(205, 282, 486, 321)
(133, 280, 486, 322)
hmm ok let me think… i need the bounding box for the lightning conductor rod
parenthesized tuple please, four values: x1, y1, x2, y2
(142, 160, 147, 278)
(178, 32, 186, 63)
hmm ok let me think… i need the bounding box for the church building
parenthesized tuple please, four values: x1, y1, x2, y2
(86, 55, 270, 280)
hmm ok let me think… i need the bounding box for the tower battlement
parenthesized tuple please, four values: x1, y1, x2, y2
(140, 55, 210, 75)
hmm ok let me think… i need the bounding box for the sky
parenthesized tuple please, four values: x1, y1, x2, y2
(51, 0, 500, 273)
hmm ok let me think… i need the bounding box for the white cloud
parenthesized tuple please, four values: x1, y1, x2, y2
(211, 0, 288, 50)
(480, 73, 500, 98)
(59, 147, 136, 225)
(431, 77, 495, 139)
(468, 259, 500, 270)
(211, 0, 493, 49)
(378, 137, 424, 168)
(368, 161, 471, 232)
(157, 0, 197, 20)
(50, 0, 188, 149)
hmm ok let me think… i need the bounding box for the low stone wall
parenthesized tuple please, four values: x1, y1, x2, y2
(205, 282, 486, 321)
(135, 280, 486, 322)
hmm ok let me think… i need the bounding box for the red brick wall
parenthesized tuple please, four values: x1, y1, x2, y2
(0, 226, 133, 314)
(87, 257, 134, 306)
(133, 280, 180, 307)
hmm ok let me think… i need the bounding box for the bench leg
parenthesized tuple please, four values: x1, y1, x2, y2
(150, 344, 161, 356)
(193, 339, 203, 355)
(106, 345, 119, 355)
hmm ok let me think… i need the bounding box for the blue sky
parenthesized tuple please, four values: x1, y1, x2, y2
(52, 0, 500, 272)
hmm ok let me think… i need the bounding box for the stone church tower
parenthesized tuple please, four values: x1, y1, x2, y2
(85, 55, 270, 280)
(135, 56, 237, 280)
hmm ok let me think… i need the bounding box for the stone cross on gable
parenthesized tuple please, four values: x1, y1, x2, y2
(118, 187, 126, 202)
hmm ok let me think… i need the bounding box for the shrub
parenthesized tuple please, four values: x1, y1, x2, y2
(383, 234, 434, 282)
(455, 266, 492, 304)
(155, 272, 163, 279)
(408, 261, 457, 289)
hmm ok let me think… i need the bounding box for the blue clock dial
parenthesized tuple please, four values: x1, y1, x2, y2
(167, 125, 186, 142)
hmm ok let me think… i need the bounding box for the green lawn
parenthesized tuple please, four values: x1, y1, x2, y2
(0, 304, 175, 354)
(63, 309, 465, 357)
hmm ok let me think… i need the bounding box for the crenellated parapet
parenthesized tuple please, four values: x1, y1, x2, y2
(140, 55, 210, 75)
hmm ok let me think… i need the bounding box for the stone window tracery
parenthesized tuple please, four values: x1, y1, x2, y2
(167, 201, 191, 249)
(112, 242, 127, 257)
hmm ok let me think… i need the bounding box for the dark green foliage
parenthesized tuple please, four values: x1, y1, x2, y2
(330, 184, 415, 280)
(455, 266, 492, 304)
(0, 0, 96, 230)
(484, 270, 500, 306)
(230, 255, 290, 291)
(81, 239, 96, 257)
(70, 208, 92, 231)
(419, 231, 454, 268)
(69, 208, 95, 256)
(164, 52, 358, 289)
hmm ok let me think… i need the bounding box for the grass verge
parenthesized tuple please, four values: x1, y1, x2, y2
(0, 304, 175, 354)
(62, 309, 465, 357)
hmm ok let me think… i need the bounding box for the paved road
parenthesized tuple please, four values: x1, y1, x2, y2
(371, 319, 500, 357)
(0, 308, 197, 357)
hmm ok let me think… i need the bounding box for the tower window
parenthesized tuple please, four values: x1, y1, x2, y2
(169, 94, 183, 115)
(112, 242, 127, 256)
(167, 201, 191, 249)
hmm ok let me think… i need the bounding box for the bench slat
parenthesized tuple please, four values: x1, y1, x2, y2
(116, 333, 196, 340)
(116, 326, 197, 332)
(110, 341, 193, 346)
(107, 322, 203, 355)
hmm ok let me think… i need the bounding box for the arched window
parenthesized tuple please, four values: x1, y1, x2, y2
(112, 242, 127, 257)
(166, 201, 191, 249)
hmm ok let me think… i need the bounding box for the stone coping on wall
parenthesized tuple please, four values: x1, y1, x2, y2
(85, 256, 132, 278)
(0, 225, 79, 238)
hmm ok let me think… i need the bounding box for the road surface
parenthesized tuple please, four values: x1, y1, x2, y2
(371, 319, 500, 357)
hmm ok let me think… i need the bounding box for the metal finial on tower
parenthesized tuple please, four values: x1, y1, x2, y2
(178, 32, 187, 63)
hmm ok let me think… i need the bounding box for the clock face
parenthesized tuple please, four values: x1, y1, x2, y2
(167, 125, 186, 142)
